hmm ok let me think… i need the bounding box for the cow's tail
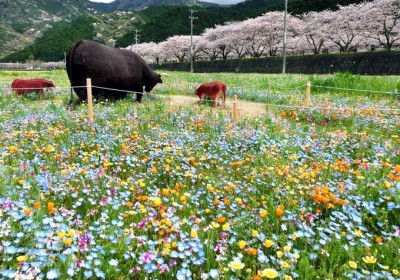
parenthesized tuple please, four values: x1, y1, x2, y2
(66, 40, 83, 105)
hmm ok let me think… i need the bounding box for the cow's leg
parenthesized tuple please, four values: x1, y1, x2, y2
(214, 95, 218, 108)
(39, 89, 44, 99)
(199, 94, 205, 103)
(67, 88, 84, 108)
(136, 92, 143, 103)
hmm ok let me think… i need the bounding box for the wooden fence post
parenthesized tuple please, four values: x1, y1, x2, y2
(233, 95, 238, 121)
(87, 78, 94, 123)
(305, 81, 311, 107)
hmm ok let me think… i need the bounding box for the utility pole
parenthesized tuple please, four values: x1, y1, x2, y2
(134, 29, 141, 45)
(189, 9, 197, 73)
(130, 29, 140, 50)
(282, 0, 288, 74)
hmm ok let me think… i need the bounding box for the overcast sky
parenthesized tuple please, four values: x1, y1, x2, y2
(89, 0, 245, 4)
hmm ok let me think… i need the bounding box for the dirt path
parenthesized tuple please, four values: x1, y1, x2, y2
(165, 95, 268, 118)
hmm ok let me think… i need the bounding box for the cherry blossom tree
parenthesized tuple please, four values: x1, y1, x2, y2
(128, 42, 163, 64)
(361, 0, 400, 51)
(200, 25, 234, 60)
(238, 11, 300, 58)
(160, 35, 191, 62)
(226, 22, 249, 58)
(128, 0, 400, 64)
(300, 11, 328, 54)
(320, 5, 366, 53)
(196, 34, 220, 60)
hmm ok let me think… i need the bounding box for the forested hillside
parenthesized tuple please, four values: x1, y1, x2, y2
(1, 0, 373, 62)
(115, 6, 231, 46)
(3, 15, 97, 62)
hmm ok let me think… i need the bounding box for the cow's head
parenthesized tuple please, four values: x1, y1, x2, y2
(144, 73, 169, 92)
(48, 81, 55, 88)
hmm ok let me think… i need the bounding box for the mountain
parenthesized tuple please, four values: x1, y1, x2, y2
(92, 0, 203, 12)
(0, 0, 96, 58)
(0, 0, 372, 62)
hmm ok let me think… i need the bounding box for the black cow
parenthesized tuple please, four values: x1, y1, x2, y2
(66, 40, 164, 104)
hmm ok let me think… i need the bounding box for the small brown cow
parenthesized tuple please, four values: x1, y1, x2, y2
(11, 78, 55, 99)
(194, 81, 227, 108)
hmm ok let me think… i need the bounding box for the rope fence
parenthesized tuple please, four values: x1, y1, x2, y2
(1, 78, 399, 123)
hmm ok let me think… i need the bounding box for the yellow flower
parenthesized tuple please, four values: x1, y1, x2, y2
(258, 268, 278, 279)
(228, 260, 245, 271)
(281, 261, 289, 268)
(283, 245, 291, 252)
(348, 261, 358, 269)
(45, 145, 55, 153)
(16, 255, 27, 262)
(354, 229, 362, 237)
(265, 239, 274, 248)
(138, 180, 145, 187)
(163, 243, 171, 255)
(276, 251, 283, 258)
(235, 197, 243, 204)
(222, 222, 230, 231)
(363, 256, 377, 264)
(153, 197, 162, 207)
(238, 240, 247, 249)
(252, 230, 259, 237)
(151, 167, 158, 174)
(383, 181, 391, 188)
(211, 222, 220, 228)
(285, 276, 293, 280)
(9, 146, 18, 155)
(190, 229, 198, 238)
(393, 269, 399, 276)
(58, 232, 66, 239)
(260, 209, 268, 217)
(64, 238, 72, 246)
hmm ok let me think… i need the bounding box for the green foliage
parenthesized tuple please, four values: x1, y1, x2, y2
(287, 0, 374, 15)
(116, 6, 231, 47)
(308, 71, 399, 96)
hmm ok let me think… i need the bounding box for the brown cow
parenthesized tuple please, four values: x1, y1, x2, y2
(11, 78, 55, 99)
(194, 81, 227, 108)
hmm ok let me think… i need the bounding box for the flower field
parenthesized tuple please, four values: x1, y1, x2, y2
(0, 71, 399, 279)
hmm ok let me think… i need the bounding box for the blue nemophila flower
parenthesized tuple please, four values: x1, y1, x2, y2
(177, 268, 192, 280)
(109, 259, 118, 266)
(46, 269, 59, 279)
(94, 268, 106, 279)
(209, 269, 219, 279)
(84, 270, 93, 278)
